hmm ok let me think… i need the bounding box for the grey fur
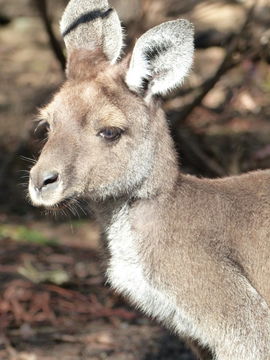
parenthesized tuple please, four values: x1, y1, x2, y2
(60, 0, 123, 63)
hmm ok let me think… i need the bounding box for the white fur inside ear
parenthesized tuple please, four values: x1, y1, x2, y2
(125, 19, 194, 97)
(125, 48, 151, 93)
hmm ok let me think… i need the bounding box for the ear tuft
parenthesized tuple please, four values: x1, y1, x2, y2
(125, 19, 194, 97)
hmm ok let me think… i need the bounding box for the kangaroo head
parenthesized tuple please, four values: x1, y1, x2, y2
(28, 0, 194, 208)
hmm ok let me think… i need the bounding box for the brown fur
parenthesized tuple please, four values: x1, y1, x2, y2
(67, 49, 108, 80)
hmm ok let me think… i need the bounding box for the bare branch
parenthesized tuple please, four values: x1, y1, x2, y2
(169, 3, 257, 129)
(33, 0, 66, 71)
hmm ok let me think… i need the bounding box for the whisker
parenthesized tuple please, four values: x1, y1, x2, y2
(73, 198, 87, 216)
(17, 169, 30, 174)
(69, 222, 74, 235)
(72, 204, 81, 219)
(20, 156, 37, 165)
(66, 202, 78, 218)
(18, 182, 29, 188)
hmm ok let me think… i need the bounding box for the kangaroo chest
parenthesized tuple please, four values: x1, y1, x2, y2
(104, 204, 193, 332)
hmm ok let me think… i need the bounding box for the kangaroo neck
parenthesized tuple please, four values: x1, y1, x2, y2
(135, 109, 179, 200)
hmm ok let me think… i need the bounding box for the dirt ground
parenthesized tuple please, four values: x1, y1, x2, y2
(0, 0, 269, 359)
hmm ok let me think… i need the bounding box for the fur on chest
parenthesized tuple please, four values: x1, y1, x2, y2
(104, 204, 193, 333)
(105, 205, 150, 305)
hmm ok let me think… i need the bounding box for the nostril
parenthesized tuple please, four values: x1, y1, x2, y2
(42, 172, 59, 188)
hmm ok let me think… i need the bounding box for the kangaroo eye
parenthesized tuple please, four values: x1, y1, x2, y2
(98, 127, 123, 141)
(35, 120, 50, 139)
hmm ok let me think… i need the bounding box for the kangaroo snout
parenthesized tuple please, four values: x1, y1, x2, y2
(29, 166, 63, 207)
(31, 170, 59, 191)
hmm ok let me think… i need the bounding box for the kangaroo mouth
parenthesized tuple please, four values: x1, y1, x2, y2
(45, 197, 74, 211)
(42, 193, 87, 217)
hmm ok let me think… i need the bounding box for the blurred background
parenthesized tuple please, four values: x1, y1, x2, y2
(0, 0, 269, 359)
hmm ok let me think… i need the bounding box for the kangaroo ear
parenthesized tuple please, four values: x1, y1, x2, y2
(125, 19, 194, 97)
(60, 0, 123, 64)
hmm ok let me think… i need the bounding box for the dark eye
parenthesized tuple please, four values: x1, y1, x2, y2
(98, 127, 123, 141)
(35, 120, 50, 139)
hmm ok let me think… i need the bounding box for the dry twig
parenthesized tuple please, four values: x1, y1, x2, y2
(33, 0, 66, 71)
(168, 3, 258, 176)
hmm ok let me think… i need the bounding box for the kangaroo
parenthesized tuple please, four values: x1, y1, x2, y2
(28, 0, 270, 359)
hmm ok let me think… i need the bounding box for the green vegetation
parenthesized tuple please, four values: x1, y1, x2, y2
(18, 261, 70, 285)
(0, 224, 58, 246)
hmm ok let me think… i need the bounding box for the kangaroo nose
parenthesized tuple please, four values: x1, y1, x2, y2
(42, 171, 59, 188)
(31, 170, 59, 191)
